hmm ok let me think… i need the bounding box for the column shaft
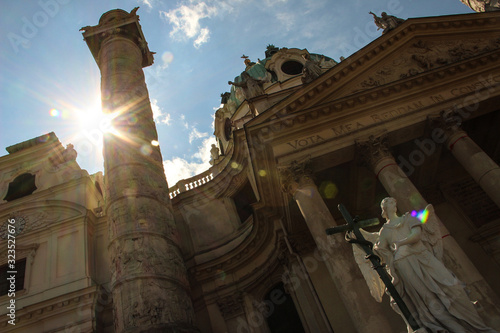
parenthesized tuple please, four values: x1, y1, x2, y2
(83, 10, 198, 332)
(286, 172, 404, 333)
(447, 130, 500, 208)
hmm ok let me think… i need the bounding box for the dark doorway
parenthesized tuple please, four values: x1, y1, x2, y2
(264, 282, 305, 333)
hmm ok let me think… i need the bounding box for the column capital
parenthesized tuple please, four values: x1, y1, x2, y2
(428, 109, 468, 149)
(81, 8, 154, 68)
(428, 109, 464, 133)
(356, 134, 393, 170)
(278, 157, 314, 195)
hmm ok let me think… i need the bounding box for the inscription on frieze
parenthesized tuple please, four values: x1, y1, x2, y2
(274, 74, 500, 156)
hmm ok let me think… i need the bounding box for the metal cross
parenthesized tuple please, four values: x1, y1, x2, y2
(326, 204, 422, 332)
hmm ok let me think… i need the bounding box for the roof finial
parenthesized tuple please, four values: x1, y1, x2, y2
(241, 54, 254, 70)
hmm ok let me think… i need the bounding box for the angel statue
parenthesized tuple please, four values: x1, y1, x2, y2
(369, 11, 405, 34)
(352, 197, 498, 333)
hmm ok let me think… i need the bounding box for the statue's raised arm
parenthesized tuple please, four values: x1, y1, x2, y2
(369, 11, 387, 30)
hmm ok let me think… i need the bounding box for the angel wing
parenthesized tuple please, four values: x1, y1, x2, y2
(420, 204, 443, 261)
(351, 229, 386, 302)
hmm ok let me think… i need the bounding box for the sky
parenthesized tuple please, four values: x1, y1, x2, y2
(0, 0, 473, 186)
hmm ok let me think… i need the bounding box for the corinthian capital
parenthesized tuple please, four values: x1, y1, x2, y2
(279, 156, 314, 195)
(428, 109, 463, 136)
(356, 134, 392, 170)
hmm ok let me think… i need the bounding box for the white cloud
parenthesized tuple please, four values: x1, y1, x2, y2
(151, 98, 171, 125)
(276, 12, 295, 32)
(140, 0, 153, 9)
(210, 112, 216, 130)
(163, 136, 216, 186)
(188, 127, 208, 144)
(160, 2, 217, 48)
(263, 0, 288, 7)
(194, 27, 210, 48)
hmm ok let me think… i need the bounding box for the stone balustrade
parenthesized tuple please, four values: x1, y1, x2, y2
(168, 144, 233, 199)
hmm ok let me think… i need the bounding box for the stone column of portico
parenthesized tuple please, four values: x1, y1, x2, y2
(280, 160, 404, 333)
(357, 134, 500, 326)
(431, 111, 500, 208)
(82, 9, 198, 333)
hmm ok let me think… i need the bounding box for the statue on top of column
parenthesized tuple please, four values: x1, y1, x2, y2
(370, 11, 405, 34)
(352, 197, 498, 333)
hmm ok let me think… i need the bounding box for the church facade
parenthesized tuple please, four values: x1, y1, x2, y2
(1, 7, 500, 333)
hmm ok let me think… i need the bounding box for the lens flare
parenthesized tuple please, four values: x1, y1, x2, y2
(319, 181, 338, 199)
(216, 269, 226, 281)
(49, 108, 70, 118)
(50, 108, 60, 117)
(411, 208, 430, 223)
(140, 144, 153, 156)
(162, 51, 174, 66)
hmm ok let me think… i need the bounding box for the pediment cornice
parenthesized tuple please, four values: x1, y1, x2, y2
(246, 12, 500, 129)
(248, 48, 500, 143)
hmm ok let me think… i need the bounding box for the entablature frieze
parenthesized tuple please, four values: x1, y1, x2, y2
(0, 286, 97, 329)
(246, 52, 500, 169)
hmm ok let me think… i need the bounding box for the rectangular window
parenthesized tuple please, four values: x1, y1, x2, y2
(0, 258, 27, 296)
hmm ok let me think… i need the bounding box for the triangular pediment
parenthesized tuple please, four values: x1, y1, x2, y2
(248, 11, 500, 127)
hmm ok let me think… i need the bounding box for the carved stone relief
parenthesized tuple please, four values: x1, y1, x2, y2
(356, 38, 500, 92)
(0, 207, 79, 238)
(217, 293, 245, 319)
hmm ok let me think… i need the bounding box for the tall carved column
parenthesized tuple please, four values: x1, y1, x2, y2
(357, 134, 500, 326)
(430, 111, 500, 208)
(81, 9, 197, 332)
(280, 160, 402, 333)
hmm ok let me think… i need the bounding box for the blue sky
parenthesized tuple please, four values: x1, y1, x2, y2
(0, 0, 472, 185)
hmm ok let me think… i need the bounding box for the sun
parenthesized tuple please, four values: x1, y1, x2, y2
(75, 99, 110, 134)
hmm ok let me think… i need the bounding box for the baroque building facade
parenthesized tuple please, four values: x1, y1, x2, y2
(1, 7, 500, 333)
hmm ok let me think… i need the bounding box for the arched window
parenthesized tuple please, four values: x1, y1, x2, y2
(3, 173, 37, 201)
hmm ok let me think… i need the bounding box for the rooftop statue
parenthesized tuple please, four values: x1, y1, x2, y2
(459, 0, 500, 12)
(353, 197, 498, 333)
(209, 144, 220, 165)
(228, 71, 266, 100)
(213, 109, 226, 144)
(301, 53, 324, 84)
(241, 54, 256, 71)
(370, 11, 405, 34)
